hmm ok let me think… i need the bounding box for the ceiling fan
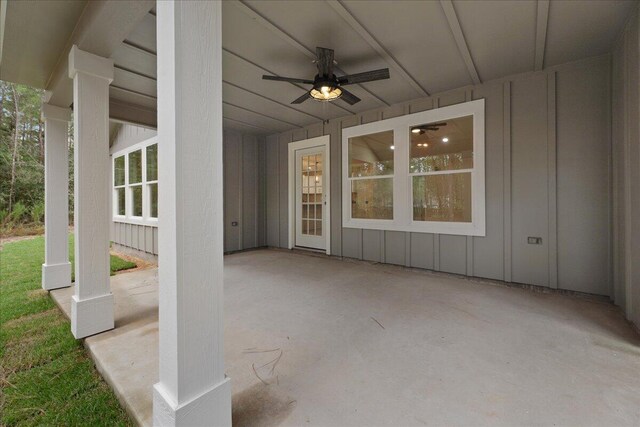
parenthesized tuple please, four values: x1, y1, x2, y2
(262, 47, 390, 105)
(411, 122, 447, 135)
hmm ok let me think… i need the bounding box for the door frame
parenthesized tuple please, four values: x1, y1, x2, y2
(288, 135, 331, 254)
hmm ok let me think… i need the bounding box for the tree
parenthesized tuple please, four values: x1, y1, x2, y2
(0, 81, 48, 224)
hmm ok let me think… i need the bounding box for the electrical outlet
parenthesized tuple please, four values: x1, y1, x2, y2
(527, 236, 542, 245)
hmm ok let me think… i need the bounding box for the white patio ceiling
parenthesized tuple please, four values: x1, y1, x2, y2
(1, 0, 636, 134)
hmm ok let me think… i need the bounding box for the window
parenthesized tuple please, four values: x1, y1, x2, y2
(342, 99, 485, 236)
(114, 155, 126, 216)
(112, 138, 158, 225)
(410, 115, 473, 223)
(146, 144, 158, 219)
(348, 130, 394, 220)
(129, 149, 143, 217)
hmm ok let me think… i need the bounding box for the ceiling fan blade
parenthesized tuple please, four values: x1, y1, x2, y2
(291, 92, 311, 104)
(263, 75, 314, 85)
(338, 68, 390, 85)
(316, 47, 335, 77)
(338, 88, 361, 105)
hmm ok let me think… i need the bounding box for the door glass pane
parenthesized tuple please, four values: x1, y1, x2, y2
(129, 150, 143, 184)
(132, 186, 143, 217)
(413, 173, 472, 222)
(146, 144, 158, 181)
(114, 156, 125, 186)
(300, 153, 323, 237)
(349, 130, 394, 177)
(351, 178, 393, 219)
(410, 115, 473, 173)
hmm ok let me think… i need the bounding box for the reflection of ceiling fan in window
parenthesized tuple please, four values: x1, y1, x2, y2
(411, 122, 447, 135)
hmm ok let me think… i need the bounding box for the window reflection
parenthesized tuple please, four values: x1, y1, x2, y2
(413, 173, 471, 222)
(349, 130, 394, 177)
(410, 115, 473, 173)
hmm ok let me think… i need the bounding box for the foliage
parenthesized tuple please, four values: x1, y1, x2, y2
(30, 201, 44, 224)
(0, 81, 73, 236)
(10, 202, 27, 224)
(0, 235, 135, 425)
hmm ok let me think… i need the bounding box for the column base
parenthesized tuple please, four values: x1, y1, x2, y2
(71, 293, 114, 339)
(153, 377, 231, 426)
(42, 262, 71, 290)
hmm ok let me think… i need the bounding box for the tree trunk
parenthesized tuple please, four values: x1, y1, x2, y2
(0, 83, 5, 130)
(39, 123, 44, 162)
(9, 84, 21, 213)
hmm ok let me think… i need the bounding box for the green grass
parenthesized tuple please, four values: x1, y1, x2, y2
(0, 235, 136, 426)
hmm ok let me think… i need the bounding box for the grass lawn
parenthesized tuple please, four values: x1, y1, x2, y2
(0, 235, 136, 426)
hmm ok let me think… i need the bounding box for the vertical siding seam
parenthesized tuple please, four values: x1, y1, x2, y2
(433, 97, 440, 271)
(465, 89, 474, 277)
(276, 137, 280, 247)
(503, 81, 513, 282)
(607, 54, 615, 299)
(239, 135, 244, 251)
(547, 72, 558, 289)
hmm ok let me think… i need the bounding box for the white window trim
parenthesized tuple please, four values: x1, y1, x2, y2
(111, 137, 159, 227)
(342, 99, 485, 236)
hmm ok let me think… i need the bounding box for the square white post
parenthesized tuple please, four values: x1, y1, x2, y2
(41, 104, 72, 291)
(153, 1, 231, 425)
(68, 45, 115, 339)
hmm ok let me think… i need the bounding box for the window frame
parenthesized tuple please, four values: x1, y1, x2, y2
(111, 137, 159, 227)
(342, 99, 485, 236)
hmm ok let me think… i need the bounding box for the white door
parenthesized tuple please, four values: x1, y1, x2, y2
(295, 146, 326, 250)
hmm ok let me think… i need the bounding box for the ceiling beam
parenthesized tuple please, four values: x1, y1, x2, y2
(234, 0, 391, 107)
(326, 0, 430, 97)
(110, 99, 157, 129)
(534, 0, 550, 71)
(223, 116, 274, 133)
(46, 0, 155, 108)
(223, 80, 324, 122)
(122, 38, 157, 56)
(111, 84, 157, 101)
(114, 64, 157, 82)
(440, 0, 481, 85)
(224, 101, 303, 129)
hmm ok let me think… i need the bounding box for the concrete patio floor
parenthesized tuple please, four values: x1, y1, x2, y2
(51, 249, 640, 427)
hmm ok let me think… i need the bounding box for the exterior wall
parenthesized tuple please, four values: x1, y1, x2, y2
(109, 125, 266, 255)
(223, 129, 267, 252)
(612, 5, 640, 328)
(109, 124, 158, 255)
(265, 55, 613, 297)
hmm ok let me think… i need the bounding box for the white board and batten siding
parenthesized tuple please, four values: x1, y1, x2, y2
(611, 8, 640, 326)
(109, 124, 159, 255)
(265, 55, 613, 297)
(109, 124, 267, 255)
(223, 129, 267, 253)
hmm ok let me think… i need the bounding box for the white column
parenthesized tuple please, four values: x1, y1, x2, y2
(41, 104, 72, 291)
(153, 1, 231, 426)
(68, 45, 115, 339)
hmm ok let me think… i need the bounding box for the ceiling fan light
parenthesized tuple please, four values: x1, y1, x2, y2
(310, 85, 342, 101)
